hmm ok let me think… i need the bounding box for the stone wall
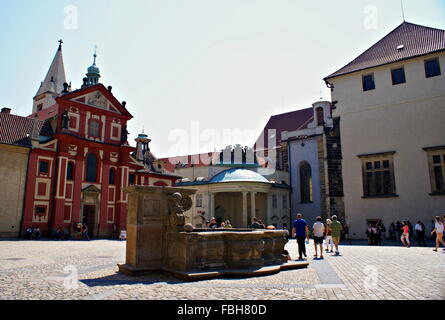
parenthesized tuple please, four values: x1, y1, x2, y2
(326, 117, 345, 219)
(0, 144, 29, 237)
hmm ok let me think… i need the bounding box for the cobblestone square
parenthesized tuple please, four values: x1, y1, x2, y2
(0, 239, 443, 300)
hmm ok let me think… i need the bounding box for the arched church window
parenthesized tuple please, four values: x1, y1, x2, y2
(316, 107, 324, 126)
(86, 153, 98, 183)
(109, 168, 116, 185)
(67, 162, 74, 180)
(300, 161, 313, 203)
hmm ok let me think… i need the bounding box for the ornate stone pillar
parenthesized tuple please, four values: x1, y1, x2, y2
(250, 191, 257, 220)
(266, 193, 272, 226)
(242, 192, 248, 228)
(209, 192, 215, 218)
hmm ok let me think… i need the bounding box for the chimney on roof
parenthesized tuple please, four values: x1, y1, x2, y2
(1, 107, 11, 114)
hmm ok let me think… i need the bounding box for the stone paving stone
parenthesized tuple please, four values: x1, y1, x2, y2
(0, 239, 443, 300)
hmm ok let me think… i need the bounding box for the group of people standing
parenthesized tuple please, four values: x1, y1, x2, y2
(372, 215, 445, 250)
(292, 213, 343, 260)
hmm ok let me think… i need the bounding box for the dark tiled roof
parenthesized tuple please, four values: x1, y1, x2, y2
(254, 107, 313, 150)
(325, 22, 445, 80)
(0, 112, 53, 147)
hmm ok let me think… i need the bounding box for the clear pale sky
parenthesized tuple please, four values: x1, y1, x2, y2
(0, 0, 444, 158)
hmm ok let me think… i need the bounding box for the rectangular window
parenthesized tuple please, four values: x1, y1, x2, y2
(39, 161, 49, 174)
(129, 173, 135, 185)
(196, 194, 203, 207)
(360, 152, 396, 197)
(425, 148, 445, 194)
(282, 195, 288, 209)
(362, 74, 375, 91)
(425, 58, 441, 78)
(89, 120, 101, 138)
(391, 67, 406, 85)
(272, 195, 277, 209)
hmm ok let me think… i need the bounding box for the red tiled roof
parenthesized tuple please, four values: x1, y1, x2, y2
(254, 107, 314, 150)
(325, 22, 445, 80)
(158, 152, 221, 173)
(0, 112, 53, 147)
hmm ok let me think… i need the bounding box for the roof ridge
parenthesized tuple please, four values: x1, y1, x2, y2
(270, 107, 312, 118)
(325, 21, 445, 80)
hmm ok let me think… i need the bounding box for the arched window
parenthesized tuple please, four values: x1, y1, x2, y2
(86, 153, 98, 183)
(109, 168, 116, 185)
(66, 162, 74, 180)
(316, 107, 324, 126)
(299, 161, 313, 203)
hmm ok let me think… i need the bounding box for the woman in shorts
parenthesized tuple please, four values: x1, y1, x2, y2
(400, 221, 410, 248)
(313, 216, 326, 259)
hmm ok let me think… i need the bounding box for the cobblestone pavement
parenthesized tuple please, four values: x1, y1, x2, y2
(0, 239, 443, 300)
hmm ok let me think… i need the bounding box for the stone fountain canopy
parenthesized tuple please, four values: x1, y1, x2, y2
(118, 186, 308, 280)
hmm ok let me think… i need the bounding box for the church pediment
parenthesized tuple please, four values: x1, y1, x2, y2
(82, 185, 101, 193)
(72, 91, 120, 113)
(58, 84, 133, 118)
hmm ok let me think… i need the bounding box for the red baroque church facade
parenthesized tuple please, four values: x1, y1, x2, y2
(20, 42, 179, 238)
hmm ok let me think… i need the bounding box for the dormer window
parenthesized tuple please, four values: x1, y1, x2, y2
(391, 67, 406, 85)
(362, 74, 375, 91)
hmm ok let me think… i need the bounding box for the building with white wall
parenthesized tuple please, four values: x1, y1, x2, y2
(324, 22, 445, 238)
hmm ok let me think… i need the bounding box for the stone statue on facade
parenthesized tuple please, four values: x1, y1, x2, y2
(61, 110, 70, 130)
(121, 125, 129, 145)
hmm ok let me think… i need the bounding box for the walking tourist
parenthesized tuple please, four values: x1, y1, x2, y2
(367, 224, 378, 246)
(330, 215, 342, 255)
(389, 222, 396, 240)
(82, 223, 90, 241)
(415, 221, 427, 247)
(400, 221, 410, 248)
(313, 216, 325, 259)
(431, 216, 445, 252)
(325, 219, 334, 253)
(292, 213, 309, 260)
(112, 224, 119, 239)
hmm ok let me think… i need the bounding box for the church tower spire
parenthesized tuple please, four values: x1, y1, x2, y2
(83, 46, 101, 86)
(33, 40, 68, 113)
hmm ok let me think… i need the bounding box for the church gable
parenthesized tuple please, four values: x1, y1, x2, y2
(59, 84, 132, 118)
(71, 91, 120, 114)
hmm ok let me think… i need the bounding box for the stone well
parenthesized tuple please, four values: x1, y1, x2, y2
(118, 186, 308, 280)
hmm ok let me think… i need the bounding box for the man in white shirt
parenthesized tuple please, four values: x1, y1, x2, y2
(313, 216, 326, 259)
(415, 221, 426, 247)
